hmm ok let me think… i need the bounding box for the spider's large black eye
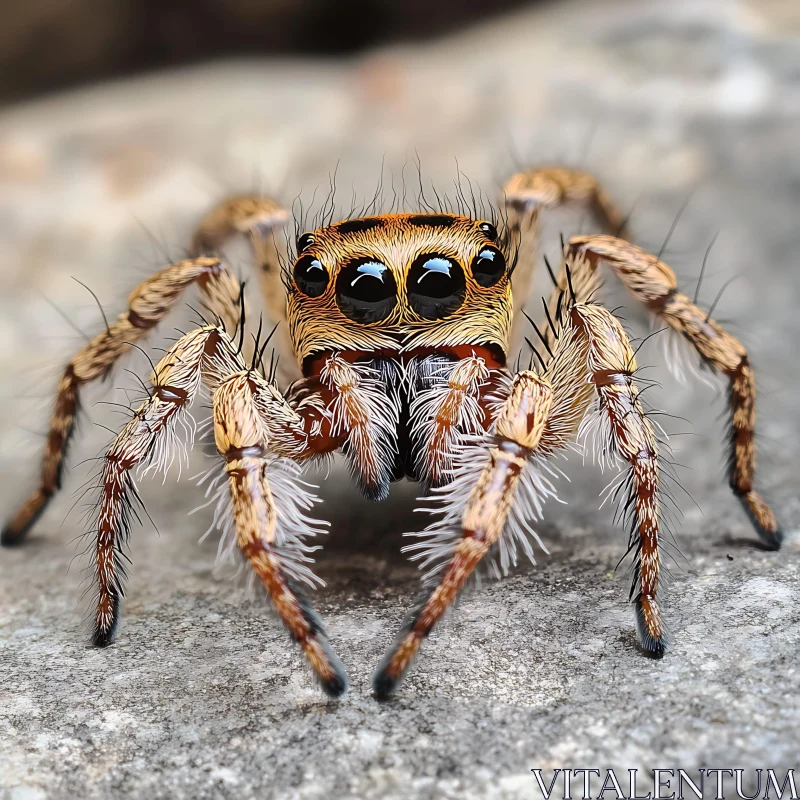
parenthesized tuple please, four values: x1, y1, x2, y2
(478, 221, 498, 241)
(407, 253, 466, 319)
(471, 247, 506, 288)
(293, 255, 328, 297)
(336, 258, 397, 323)
(296, 232, 315, 253)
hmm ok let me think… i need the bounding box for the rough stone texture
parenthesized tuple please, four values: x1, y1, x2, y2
(1, 1, 799, 798)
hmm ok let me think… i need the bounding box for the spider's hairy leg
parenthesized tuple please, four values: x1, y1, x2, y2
(569, 303, 666, 655)
(191, 195, 289, 262)
(213, 372, 347, 697)
(503, 167, 628, 345)
(2, 257, 243, 547)
(567, 235, 782, 550)
(503, 167, 629, 238)
(92, 324, 227, 645)
(373, 371, 554, 699)
(192, 195, 297, 380)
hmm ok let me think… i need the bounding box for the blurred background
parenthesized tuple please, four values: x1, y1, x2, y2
(1, 1, 799, 797)
(3, 0, 541, 103)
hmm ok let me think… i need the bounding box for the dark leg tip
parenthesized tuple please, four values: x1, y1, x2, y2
(92, 594, 120, 647)
(637, 637, 666, 660)
(319, 670, 348, 699)
(736, 492, 783, 551)
(752, 522, 783, 552)
(372, 668, 401, 702)
(92, 628, 116, 648)
(759, 528, 783, 552)
(2, 491, 51, 547)
(1, 524, 29, 548)
(308, 634, 348, 698)
(634, 598, 666, 659)
(359, 480, 391, 503)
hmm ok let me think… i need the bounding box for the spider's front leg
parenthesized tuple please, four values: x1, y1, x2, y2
(92, 324, 224, 645)
(373, 370, 555, 699)
(212, 370, 347, 696)
(90, 323, 347, 695)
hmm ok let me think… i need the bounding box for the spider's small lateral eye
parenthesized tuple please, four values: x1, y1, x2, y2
(478, 221, 498, 241)
(336, 258, 397, 324)
(293, 254, 328, 298)
(296, 232, 315, 253)
(471, 247, 506, 288)
(407, 253, 466, 320)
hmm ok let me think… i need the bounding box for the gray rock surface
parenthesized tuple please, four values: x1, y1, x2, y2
(1, 1, 799, 798)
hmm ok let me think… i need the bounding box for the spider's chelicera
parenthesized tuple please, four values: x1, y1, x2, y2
(2, 168, 783, 699)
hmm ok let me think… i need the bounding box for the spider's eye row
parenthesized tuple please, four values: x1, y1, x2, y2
(471, 247, 506, 288)
(336, 258, 397, 324)
(296, 232, 315, 253)
(293, 255, 328, 298)
(407, 253, 466, 320)
(478, 221, 498, 241)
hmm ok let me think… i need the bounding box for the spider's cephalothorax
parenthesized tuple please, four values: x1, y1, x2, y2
(286, 213, 513, 500)
(3, 168, 783, 700)
(289, 213, 512, 365)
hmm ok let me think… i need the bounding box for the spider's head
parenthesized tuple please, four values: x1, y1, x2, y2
(287, 213, 513, 372)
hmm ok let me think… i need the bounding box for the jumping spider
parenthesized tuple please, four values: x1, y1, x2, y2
(2, 167, 782, 699)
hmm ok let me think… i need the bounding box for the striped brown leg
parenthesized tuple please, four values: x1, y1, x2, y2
(503, 167, 628, 345)
(213, 372, 346, 696)
(567, 303, 665, 654)
(566, 235, 782, 550)
(504, 167, 629, 239)
(373, 371, 554, 699)
(191, 195, 289, 259)
(1, 257, 245, 547)
(92, 325, 226, 645)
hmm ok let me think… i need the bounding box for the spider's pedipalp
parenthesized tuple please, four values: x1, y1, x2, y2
(319, 355, 401, 501)
(408, 354, 491, 488)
